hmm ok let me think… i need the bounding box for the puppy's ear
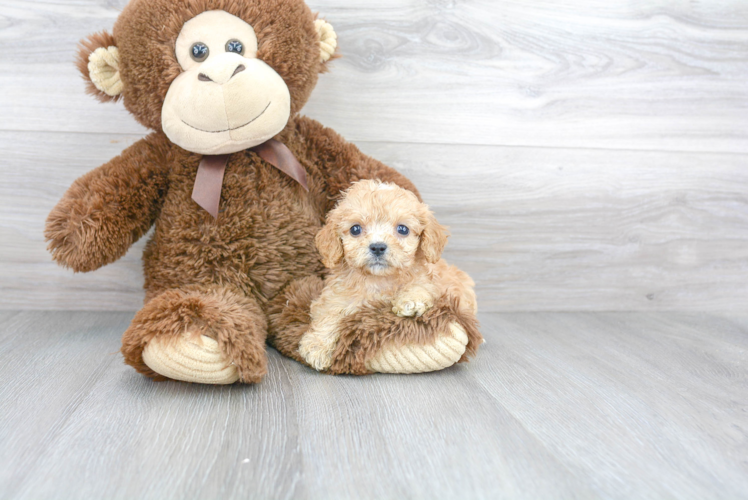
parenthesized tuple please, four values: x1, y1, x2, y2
(419, 210, 449, 264)
(315, 222, 344, 268)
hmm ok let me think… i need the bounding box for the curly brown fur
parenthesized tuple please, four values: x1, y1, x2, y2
(45, 133, 171, 272)
(329, 295, 483, 375)
(122, 286, 268, 383)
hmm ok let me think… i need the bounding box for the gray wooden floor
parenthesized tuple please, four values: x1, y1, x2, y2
(1, 311, 746, 499)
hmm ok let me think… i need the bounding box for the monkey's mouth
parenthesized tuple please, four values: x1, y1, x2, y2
(181, 101, 272, 134)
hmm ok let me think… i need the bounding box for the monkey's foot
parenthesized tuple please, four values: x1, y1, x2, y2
(366, 321, 468, 374)
(142, 333, 239, 384)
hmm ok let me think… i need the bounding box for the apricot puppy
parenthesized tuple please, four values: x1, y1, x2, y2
(299, 180, 477, 372)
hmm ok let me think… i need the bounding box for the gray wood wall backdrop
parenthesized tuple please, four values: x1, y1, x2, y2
(0, 0, 746, 312)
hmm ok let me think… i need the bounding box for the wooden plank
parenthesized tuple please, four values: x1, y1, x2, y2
(0, 311, 305, 500)
(11, 352, 306, 500)
(2, 311, 747, 499)
(9, 338, 596, 500)
(0, 311, 134, 497)
(0, 0, 746, 152)
(470, 312, 748, 498)
(282, 352, 599, 499)
(2, 130, 747, 312)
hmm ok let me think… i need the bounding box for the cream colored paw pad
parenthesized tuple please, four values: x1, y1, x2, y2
(366, 322, 469, 374)
(142, 333, 239, 384)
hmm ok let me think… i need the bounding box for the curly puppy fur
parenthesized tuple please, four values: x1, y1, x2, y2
(298, 180, 480, 372)
(46, 0, 473, 382)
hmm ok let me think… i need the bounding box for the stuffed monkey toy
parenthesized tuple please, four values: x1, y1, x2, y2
(46, 0, 482, 384)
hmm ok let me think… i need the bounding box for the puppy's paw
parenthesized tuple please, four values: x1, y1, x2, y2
(392, 287, 434, 317)
(392, 300, 431, 318)
(298, 331, 336, 371)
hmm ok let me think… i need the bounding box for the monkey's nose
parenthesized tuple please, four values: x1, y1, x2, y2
(197, 63, 246, 84)
(369, 242, 388, 257)
(231, 64, 246, 78)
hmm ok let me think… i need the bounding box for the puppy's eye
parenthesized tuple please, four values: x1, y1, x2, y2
(191, 42, 209, 62)
(350, 225, 362, 236)
(397, 225, 410, 236)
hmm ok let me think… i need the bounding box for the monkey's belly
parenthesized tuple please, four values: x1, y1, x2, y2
(142, 187, 323, 302)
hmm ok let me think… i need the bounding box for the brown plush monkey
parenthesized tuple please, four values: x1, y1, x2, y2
(46, 0, 481, 384)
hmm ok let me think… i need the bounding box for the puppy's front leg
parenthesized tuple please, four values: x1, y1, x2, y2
(392, 285, 436, 318)
(299, 316, 341, 371)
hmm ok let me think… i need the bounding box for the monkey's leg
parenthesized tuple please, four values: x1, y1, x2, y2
(121, 286, 268, 384)
(328, 297, 484, 375)
(266, 280, 483, 376)
(365, 322, 470, 374)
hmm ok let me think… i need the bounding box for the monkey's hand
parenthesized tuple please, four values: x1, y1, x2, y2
(46, 188, 130, 272)
(45, 136, 169, 272)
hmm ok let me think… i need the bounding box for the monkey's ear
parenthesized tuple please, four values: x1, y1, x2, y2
(315, 221, 344, 268)
(314, 19, 338, 67)
(76, 31, 123, 102)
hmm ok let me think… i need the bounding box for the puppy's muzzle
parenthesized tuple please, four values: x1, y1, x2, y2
(369, 242, 387, 257)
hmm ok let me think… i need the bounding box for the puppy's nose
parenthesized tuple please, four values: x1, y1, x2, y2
(369, 242, 388, 257)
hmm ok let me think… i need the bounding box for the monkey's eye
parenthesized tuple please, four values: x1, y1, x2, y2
(225, 39, 244, 55)
(397, 225, 410, 236)
(190, 42, 209, 62)
(350, 225, 362, 237)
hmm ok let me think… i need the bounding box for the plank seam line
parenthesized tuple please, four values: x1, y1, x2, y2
(1, 128, 747, 157)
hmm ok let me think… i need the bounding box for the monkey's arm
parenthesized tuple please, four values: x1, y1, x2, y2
(45, 133, 171, 272)
(295, 117, 421, 211)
